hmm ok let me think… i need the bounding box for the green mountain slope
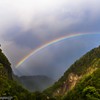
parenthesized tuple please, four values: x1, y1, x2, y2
(63, 68, 100, 100)
(0, 49, 36, 100)
(0, 49, 12, 79)
(44, 46, 100, 99)
(0, 48, 55, 100)
(1, 45, 100, 100)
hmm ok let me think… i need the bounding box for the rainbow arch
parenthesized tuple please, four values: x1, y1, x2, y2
(16, 33, 98, 68)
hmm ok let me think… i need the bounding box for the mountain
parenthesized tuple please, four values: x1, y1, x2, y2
(1, 45, 100, 100)
(44, 46, 100, 100)
(14, 75, 55, 92)
(0, 49, 39, 100)
(0, 48, 54, 100)
(63, 68, 100, 100)
(0, 49, 12, 79)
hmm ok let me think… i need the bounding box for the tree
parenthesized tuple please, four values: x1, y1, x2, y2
(82, 86, 100, 100)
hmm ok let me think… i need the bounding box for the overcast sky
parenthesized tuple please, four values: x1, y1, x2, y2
(0, 0, 100, 80)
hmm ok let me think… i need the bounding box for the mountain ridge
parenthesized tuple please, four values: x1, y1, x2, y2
(0, 46, 100, 100)
(0, 48, 37, 100)
(44, 46, 100, 99)
(13, 75, 55, 92)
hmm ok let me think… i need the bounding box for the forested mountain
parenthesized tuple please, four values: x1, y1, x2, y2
(0, 49, 38, 100)
(0, 45, 100, 100)
(0, 49, 12, 79)
(13, 75, 54, 92)
(44, 46, 100, 100)
(63, 68, 100, 100)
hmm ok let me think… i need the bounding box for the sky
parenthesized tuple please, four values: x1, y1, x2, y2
(0, 0, 100, 80)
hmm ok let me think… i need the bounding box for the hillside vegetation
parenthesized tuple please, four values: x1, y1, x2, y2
(63, 68, 100, 100)
(0, 49, 34, 99)
(44, 46, 100, 100)
(0, 49, 12, 79)
(0, 45, 100, 100)
(0, 48, 59, 100)
(0, 49, 48, 100)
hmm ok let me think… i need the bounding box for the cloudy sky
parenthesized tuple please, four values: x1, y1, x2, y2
(0, 0, 100, 80)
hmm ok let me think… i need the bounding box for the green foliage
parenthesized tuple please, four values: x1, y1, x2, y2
(0, 49, 11, 66)
(44, 46, 100, 98)
(0, 70, 30, 99)
(0, 49, 35, 100)
(63, 68, 100, 100)
(1, 45, 100, 100)
(82, 86, 100, 100)
(0, 49, 12, 79)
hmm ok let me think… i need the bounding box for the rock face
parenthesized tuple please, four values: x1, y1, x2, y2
(53, 73, 80, 96)
(67, 73, 79, 89)
(63, 68, 100, 100)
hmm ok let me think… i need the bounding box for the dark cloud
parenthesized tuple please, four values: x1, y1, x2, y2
(2, 0, 100, 49)
(3, 24, 22, 40)
(13, 31, 43, 49)
(1, 0, 100, 80)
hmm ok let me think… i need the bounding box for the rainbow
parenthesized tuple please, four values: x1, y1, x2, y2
(16, 33, 97, 68)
